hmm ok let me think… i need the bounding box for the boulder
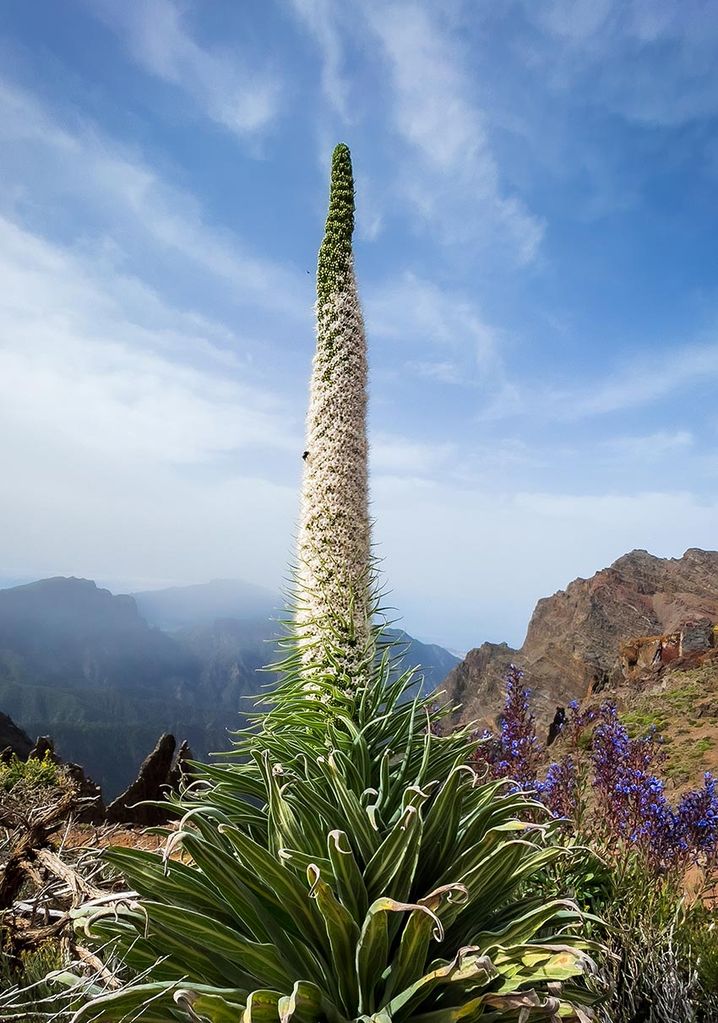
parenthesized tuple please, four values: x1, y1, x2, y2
(680, 620, 714, 657)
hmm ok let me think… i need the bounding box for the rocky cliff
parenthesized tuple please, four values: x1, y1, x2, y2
(445, 548, 718, 733)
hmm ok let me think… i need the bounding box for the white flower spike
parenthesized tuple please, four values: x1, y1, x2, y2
(295, 144, 373, 685)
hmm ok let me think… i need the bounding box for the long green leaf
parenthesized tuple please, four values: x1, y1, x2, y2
(388, 807, 423, 906)
(243, 989, 283, 1023)
(384, 948, 495, 1022)
(420, 766, 472, 870)
(307, 865, 359, 1014)
(103, 846, 233, 923)
(175, 989, 247, 1023)
(327, 829, 368, 922)
(325, 755, 378, 862)
(364, 806, 418, 899)
(70, 981, 183, 1023)
(356, 900, 389, 1014)
(381, 888, 457, 1002)
(144, 902, 295, 991)
(471, 900, 583, 952)
(278, 980, 340, 1023)
(219, 825, 326, 950)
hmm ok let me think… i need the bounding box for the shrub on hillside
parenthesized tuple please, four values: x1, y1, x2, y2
(0, 751, 60, 793)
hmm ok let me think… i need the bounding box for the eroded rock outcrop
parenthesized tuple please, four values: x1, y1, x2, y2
(0, 712, 33, 761)
(106, 734, 177, 826)
(105, 734, 194, 825)
(445, 548, 718, 733)
(1, 720, 191, 825)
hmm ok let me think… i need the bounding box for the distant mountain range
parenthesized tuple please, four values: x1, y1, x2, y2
(0, 577, 458, 796)
(132, 578, 278, 630)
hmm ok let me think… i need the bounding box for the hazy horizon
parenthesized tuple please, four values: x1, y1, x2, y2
(0, 570, 472, 654)
(3, 542, 716, 654)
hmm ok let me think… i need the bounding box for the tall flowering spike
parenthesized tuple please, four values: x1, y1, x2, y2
(295, 143, 373, 686)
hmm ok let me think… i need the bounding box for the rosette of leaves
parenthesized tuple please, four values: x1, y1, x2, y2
(68, 693, 597, 1022)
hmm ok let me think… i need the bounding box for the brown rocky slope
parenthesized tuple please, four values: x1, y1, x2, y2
(444, 548, 718, 735)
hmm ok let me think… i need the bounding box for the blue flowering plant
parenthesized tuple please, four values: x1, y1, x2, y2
(472, 667, 718, 875)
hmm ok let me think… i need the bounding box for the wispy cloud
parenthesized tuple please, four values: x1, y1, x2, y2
(558, 341, 718, 419)
(408, 360, 464, 385)
(0, 69, 305, 598)
(290, 0, 543, 262)
(93, 0, 282, 138)
(366, 271, 500, 369)
(370, 433, 455, 476)
(365, 2, 544, 262)
(0, 204, 302, 592)
(290, 0, 350, 118)
(479, 334, 718, 426)
(0, 216, 294, 466)
(599, 430, 693, 461)
(0, 79, 305, 321)
(527, 0, 718, 127)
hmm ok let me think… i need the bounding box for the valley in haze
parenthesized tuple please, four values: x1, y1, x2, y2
(0, 576, 458, 796)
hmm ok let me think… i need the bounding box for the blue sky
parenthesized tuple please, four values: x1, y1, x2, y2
(1, 0, 718, 652)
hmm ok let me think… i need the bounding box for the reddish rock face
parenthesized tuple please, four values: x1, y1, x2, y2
(444, 548, 718, 735)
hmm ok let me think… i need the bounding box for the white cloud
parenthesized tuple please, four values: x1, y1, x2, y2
(599, 430, 693, 461)
(0, 216, 295, 466)
(408, 360, 463, 385)
(354, 172, 385, 241)
(528, 0, 718, 127)
(1, 443, 296, 598)
(365, 2, 544, 261)
(0, 79, 305, 319)
(366, 271, 500, 368)
(93, 0, 282, 138)
(0, 212, 299, 595)
(479, 333, 718, 426)
(289, 0, 350, 118)
(558, 341, 718, 419)
(291, 0, 543, 261)
(0, 75, 306, 601)
(370, 434, 455, 476)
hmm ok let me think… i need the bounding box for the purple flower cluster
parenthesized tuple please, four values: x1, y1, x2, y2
(538, 754, 579, 820)
(472, 666, 542, 788)
(473, 672, 718, 869)
(589, 705, 674, 860)
(677, 773, 718, 862)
